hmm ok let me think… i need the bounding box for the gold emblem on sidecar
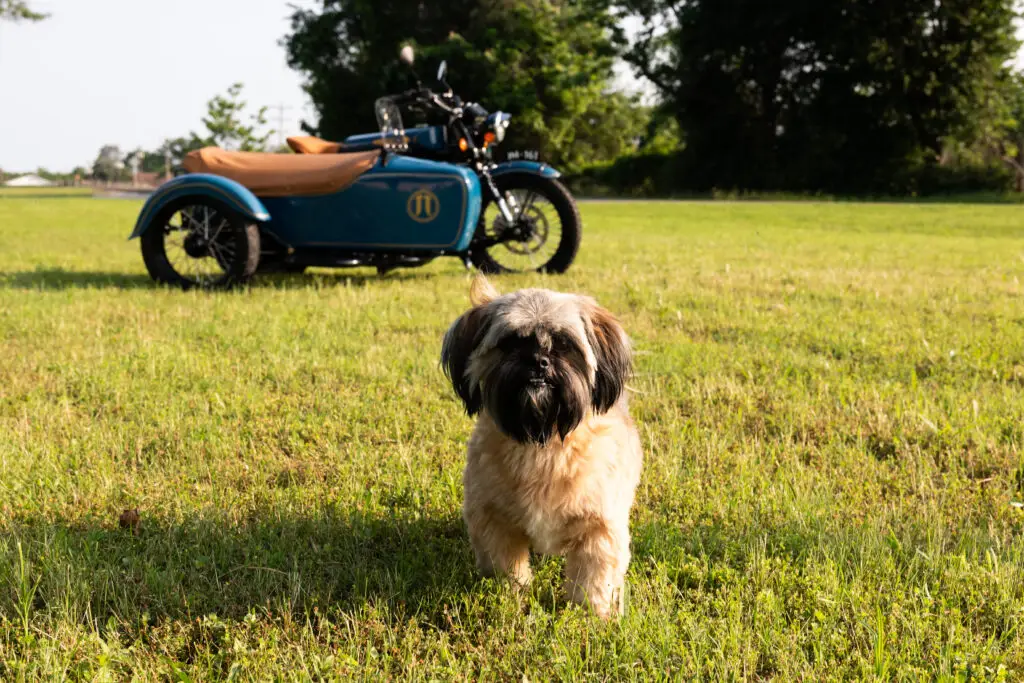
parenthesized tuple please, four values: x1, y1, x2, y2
(407, 188, 440, 223)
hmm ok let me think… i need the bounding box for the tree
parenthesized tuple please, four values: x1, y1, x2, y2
(162, 137, 208, 171)
(0, 0, 46, 21)
(137, 150, 168, 175)
(969, 72, 1024, 191)
(192, 83, 273, 152)
(623, 0, 1020, 193)
(133, 140, 195, 176)
(92, 145, 126, 182)
(131, 83, 271, 182)
(130, 138, 208, 177)
(283, 0, 645, 171)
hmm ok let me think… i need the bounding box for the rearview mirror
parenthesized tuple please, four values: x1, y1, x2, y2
(437, 60, 448, 83)
(399, 45, 415, 66)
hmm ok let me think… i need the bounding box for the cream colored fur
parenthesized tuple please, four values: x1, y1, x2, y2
(448, 275, 643, 619)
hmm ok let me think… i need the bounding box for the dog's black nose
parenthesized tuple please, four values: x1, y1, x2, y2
(536, 355, 550, 370)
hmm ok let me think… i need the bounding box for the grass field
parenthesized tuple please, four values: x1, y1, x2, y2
(0, 187, 92, 199)
(1, 196, 1022, 680)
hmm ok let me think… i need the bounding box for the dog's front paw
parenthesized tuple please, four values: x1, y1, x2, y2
(508, 564, 533, 591)
(472, 543, 533, 589)
(564, 523, 630, 619)
(566, 580, 623, 620)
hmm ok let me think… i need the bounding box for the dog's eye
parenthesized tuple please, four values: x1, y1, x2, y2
(551, 335, 574, 353)
(497, 334, 522, 352)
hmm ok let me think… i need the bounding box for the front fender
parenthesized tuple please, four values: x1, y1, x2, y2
(490, 160, 561, 179)
(128, 174, 270, 239)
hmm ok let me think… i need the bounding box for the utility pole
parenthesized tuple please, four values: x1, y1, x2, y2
(269, 103, 294, 149)
(129, 150, 142, 187)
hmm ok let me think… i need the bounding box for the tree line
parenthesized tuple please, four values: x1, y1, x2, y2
(284, 0, 1024, 195)
(12, 0, 1023, 195)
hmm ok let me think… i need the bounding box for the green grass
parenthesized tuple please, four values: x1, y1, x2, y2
(0, 187, 91, 199)
(1, 197, 1023, 680)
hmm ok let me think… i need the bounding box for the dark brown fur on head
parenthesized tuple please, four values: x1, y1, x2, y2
(441, 304, 492, 416)
(582, 302, 632, 414)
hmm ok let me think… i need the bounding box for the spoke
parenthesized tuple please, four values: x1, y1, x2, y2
(516, 191, 538, 222)
(161, 203, 234, 286)
(208, 218, 229, 243)
(179, 209, 196, 232)
(526, 243, 538, 268)
(208, 240, 232, 271)
(198, 206, 207, 239)
(484, 191, 561, 272)
(167, 244, 186, 273)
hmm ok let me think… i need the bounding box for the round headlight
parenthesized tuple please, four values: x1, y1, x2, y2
(488, 112, 510, 143)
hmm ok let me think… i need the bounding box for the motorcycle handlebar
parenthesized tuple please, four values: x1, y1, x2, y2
(389, 89, 460, 115)
(390, 88, 431, 105)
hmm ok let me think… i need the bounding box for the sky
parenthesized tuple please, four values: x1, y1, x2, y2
(0, 0, 319, 172)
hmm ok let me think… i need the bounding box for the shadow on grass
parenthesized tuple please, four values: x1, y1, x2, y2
(0, 269, 155, 290)
(0, 268, 443, 292)
(0, 192, 93, 200)
(3, 504, 918, 632)
(255, 269, 443, 290)
(1, 503, 858, 628)
(1, 508, 765, 627)
(2, 509, 477, 628)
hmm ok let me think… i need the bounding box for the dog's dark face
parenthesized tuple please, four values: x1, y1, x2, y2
(481, 327, 591, 443)
(442, 282, 631, 444)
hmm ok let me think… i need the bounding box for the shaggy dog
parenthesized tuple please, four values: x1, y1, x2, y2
(441, 276, 642, 618)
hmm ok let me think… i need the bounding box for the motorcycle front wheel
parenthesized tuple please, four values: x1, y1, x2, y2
(470, 172, 581, 274)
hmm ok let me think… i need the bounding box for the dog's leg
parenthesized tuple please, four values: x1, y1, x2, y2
(464, 504, 532, 588)
(564, 522, 630, 619)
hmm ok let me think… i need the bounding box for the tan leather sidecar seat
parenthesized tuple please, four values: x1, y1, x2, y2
(286, 136, 342, 154)
(183, 147, 379, 197)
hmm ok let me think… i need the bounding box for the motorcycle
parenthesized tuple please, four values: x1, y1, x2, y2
(129, 46, 581, 289)
(287, 44, 583, 275)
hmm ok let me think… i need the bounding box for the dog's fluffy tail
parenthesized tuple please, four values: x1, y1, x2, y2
(470, 274, 499, 307)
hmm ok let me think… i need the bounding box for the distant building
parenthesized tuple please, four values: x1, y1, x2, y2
(135, 172, 171, 188)
(3, 173, 55, 187)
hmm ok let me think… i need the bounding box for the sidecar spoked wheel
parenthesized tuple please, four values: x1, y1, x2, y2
(471, 173, 581, 274)
(141, 198, 260, 290)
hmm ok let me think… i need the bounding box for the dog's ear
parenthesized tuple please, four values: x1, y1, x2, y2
(470, 274, 499, 307)
(584, 302, 632, 413)
(441, 303, 493, 415)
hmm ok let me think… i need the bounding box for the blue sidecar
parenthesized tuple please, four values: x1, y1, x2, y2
(129, 143, 490, 289)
